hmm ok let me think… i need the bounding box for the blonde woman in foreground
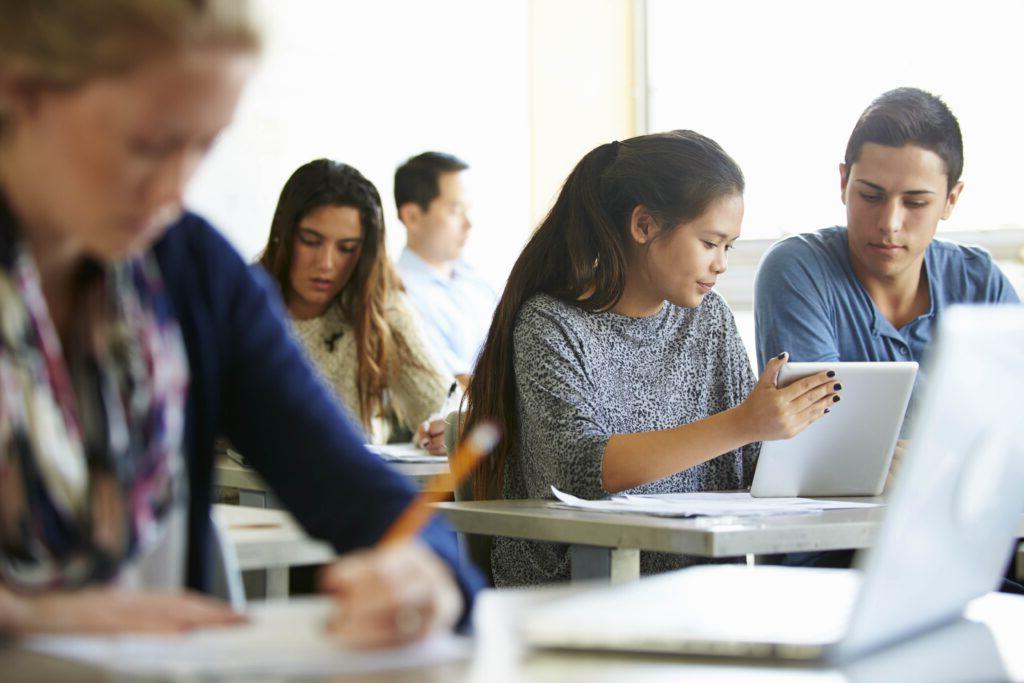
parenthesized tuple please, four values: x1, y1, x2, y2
(0, 1, 481, 645)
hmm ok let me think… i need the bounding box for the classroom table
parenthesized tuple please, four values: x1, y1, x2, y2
(213, 496, 1024, 592)
(213, 504, 334, 598)
(215, 457, 450, 508)
(5, 587, 1024, 681)
(435, 498, 1024, 582)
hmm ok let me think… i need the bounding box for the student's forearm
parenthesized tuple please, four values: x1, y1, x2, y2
(0, 585, 28, 634)
(600, 404, 757, 493)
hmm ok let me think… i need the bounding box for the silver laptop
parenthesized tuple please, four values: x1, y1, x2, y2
(751, 361, 917, 497)
(523, 305, 1024, 662)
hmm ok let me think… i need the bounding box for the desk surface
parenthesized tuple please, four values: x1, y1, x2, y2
(438, 497, 1024, 561)
(216, 459, 451, 495)
(214, 504, 334, 571)
(435, 498, 900, 557)
(5, 588, 1024, 682)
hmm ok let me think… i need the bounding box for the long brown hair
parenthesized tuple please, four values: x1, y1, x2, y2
(258, 159, 427, 431)
(463, 130, 745, 499)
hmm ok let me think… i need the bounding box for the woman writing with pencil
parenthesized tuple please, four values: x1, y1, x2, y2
(0, 0, 480, 645)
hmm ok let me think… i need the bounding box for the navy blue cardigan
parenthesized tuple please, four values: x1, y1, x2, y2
(153, 214, 484, 614)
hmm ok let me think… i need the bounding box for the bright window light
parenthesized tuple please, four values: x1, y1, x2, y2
(646, 0, 1024, 239)
(186, 0, 530, 292)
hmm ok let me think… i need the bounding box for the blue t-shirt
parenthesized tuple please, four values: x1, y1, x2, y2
(397, 248, 498, 376)
(754, 226, 1019, 373)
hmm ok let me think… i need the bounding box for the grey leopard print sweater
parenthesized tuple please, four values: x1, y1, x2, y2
(492, 292, 760, 586)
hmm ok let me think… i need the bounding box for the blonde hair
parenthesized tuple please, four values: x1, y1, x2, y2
(0, 0, 261, 132)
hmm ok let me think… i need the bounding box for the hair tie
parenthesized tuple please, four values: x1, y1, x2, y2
(601, 140, 621, 170)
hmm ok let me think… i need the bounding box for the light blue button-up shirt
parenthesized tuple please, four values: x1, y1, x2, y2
(754, 226, 1019, 371)
(396, 248, 499, 376)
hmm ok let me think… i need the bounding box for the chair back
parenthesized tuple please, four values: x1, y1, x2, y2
(445, 410, 494, 585)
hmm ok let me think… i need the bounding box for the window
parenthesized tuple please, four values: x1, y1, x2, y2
(646, 0, 1024, 240)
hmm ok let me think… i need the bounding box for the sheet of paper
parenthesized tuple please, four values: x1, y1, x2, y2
(27, 597, 471, 679)
(367, 442, 448, 463)
(550, 486, 880, 518)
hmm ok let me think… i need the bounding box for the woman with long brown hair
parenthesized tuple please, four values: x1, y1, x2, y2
(462, 130, 843, 586)
(259, 159, 452, 451)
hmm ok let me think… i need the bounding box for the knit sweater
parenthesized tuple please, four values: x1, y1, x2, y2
(290, 295, 452, 444)
(492, 292, 761, 586)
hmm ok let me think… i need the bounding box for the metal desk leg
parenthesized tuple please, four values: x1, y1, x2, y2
(238, 489, 266, 508)
(266, 567, 289, 599)
(569, 545, 640, 583)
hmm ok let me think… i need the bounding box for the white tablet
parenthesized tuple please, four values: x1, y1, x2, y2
(750, 361, 918, 498)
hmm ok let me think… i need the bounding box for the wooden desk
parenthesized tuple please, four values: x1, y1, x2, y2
(216, 458, 450, 508)
(436, 499, 1024, 582)
(213, 504, 334, 598)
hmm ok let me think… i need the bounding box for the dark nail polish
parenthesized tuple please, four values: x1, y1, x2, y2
(833, 395, 840, 402)
(833, 383, 842, 391)
(777, 352, 787, 360)
(827, 371, 836, 378)
(824, 408, 830, 414)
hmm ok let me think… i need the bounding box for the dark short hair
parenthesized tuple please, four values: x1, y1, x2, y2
(393, 151, 469, 212)
(844, 87, 963, 192)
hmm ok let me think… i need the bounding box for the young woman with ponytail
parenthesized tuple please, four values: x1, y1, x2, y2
(258, 160, 452, 451)
(462, 130, 843, 586)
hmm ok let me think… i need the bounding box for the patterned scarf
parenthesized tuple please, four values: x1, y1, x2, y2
(0, 195, 188, 590)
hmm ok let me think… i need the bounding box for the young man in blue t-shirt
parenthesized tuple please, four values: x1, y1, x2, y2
(755, 88, 1018, 377)
(754, 89, 1022, 586)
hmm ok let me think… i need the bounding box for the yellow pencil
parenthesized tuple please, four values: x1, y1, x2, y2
(379, 421, 501, 546)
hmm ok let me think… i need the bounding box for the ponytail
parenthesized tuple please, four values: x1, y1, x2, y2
(464, 130, 743, 499)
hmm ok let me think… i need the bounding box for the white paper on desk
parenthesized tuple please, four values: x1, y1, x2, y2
(27, 597, 471, 679)
(367, 442, 448, 463)
(550, 486, 880, 518)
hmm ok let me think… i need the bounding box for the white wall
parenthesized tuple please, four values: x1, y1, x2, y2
(528, 0, 638, 225)
(185, 0, 531, 292)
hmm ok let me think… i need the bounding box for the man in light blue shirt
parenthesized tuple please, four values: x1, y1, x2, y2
(395, 152, 498, 382)
(755, 88, 1019, 376)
